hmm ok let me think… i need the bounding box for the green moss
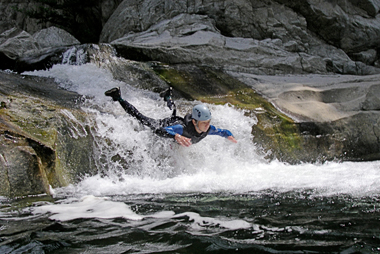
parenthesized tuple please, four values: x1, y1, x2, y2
(0, 92, 94, 191)
(2, 97, 58, 148)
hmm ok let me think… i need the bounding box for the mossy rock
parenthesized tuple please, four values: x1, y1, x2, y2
(0, 71, 94, 197)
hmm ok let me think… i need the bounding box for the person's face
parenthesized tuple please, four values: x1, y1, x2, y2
(193, 119, 211, 133)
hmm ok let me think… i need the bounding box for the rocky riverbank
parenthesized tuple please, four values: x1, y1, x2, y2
(0, 0, 380, 197)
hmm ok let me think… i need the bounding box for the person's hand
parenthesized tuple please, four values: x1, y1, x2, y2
(175, 134, 192, 147)
(228, 136, 238, 143)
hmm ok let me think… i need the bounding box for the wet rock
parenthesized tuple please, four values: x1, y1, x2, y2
(0, 130, 51, 197)
(0, 71, 94, 197)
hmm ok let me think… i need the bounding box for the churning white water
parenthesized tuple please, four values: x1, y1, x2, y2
(24, 63, 380, 201)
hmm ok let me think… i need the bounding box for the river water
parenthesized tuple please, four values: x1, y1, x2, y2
(1, 62, 380, 253)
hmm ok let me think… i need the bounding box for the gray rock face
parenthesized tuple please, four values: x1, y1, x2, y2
(229, 72, 380, 162)
(100, 0, 380, 54)
(0, 26, 80, 72)
(277, 0, 380, 52)
(0, 1, 46, 35)
(100, 0, 313, 44)
(33, 26, 80, 49)
(362, 84, 380, 110)
(0, 29, 39, 60)
(1, 0, 379, 75)
(110, 13, 327, 75)
(0, 26, 79, 59)
(110, 13, 379, 75)
(100, 0, 380, 75)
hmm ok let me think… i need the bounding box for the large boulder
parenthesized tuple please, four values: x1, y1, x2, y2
(100, 0, 315, 44)
(276, 0, 380, 52)
(33, 26, 80, 49)
(0, 26, 79, 59)
(110, 13, 326, 75)
(0, 28, 39, 60)
(0, 26, 80, 72)
(1, 0, 379, 75)
(109, 13, 380, 75)
(229, 72, 380, 162)
(0, 71, 94, 197)
(101, 0, 380, 75)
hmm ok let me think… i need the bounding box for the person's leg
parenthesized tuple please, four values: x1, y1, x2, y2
(105, 87, 160, 130)
(119, 99, 161, 129)
(158, 116, 184, 127)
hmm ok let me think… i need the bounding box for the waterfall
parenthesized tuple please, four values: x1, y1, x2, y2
(62, 46, 87, 65)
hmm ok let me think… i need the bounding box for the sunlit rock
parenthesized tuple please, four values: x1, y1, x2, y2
(110, 13, 328, 75)
(100, 0, 380, 75)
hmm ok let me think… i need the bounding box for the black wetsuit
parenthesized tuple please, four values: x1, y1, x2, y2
(119, 99, 233, 144)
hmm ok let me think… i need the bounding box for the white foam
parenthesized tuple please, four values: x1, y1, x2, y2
(23, 63, 380, 198)
(32, 195, 143, 221)
(50, 159, 380, 198)
(173, 212, 251, 230)
(31, 195, 252, 232)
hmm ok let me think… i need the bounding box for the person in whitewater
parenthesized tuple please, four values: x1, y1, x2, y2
(105, 87, 237, 147)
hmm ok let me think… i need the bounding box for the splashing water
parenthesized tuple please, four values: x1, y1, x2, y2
(2, 61, 377, 253)
(23, 63, 380, 197)
(23, 63, 380, 198)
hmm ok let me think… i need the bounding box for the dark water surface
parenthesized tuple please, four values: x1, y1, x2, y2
(1, 192, 379, 253)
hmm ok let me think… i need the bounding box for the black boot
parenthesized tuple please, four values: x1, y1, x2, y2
(160, 87, 175, 110)
(105, 87, 121, 101)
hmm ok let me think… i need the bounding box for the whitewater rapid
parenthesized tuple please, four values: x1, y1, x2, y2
(24, 63, 380, 200)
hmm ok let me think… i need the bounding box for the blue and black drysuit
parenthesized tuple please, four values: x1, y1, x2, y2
(119, 99, 233, 144)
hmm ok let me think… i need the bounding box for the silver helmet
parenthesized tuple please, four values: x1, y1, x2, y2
(192, 104, 212, 121)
